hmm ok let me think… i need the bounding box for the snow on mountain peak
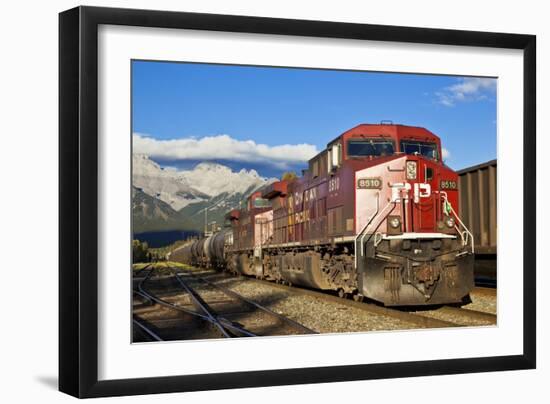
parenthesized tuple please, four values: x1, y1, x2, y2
(133, 154, 275, 210)
(193, 161, 232, 174)
(132, 154, 207, 211)
(178, 161, 274, 198)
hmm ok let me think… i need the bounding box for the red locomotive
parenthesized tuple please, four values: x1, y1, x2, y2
(173, 123, 475, 306)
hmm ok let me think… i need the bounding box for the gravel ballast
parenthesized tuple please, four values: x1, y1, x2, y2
(134, 264, 497, 337)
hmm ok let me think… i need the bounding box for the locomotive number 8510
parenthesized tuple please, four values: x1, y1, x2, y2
(170, 123, 475, 306)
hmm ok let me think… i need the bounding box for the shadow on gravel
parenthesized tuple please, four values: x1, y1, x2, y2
(132, 271, 302, 342)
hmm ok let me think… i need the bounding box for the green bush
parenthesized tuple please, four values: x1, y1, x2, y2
(132, 239, 151, 263)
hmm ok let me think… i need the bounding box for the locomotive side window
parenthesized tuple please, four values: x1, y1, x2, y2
(312, 160, 319, 178)
(331, 143, 342, 168)
(400, 140, 439, 161)
(319, 153, 326, 175)
(347, 139, 395, 157)
(253, 197, 271, 208)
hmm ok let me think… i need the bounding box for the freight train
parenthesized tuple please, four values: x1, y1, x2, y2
(458, 160, 497, 287)
(169, 123, 475, 306)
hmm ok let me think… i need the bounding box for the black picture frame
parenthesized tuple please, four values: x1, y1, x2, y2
(59, 5, 536, 398)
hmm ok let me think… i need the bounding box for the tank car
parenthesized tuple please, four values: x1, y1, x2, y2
(170, 229, 230, 269)
(224, 123, 475, 306)
(168, 241, 194, 264)
(205, 230, 230, 269)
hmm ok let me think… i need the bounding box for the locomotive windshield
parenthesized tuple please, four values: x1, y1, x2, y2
(347, 139, 395, 157)
(400, 140, 439, 160)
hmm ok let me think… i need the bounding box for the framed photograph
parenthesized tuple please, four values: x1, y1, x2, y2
(59, 6, 536, 398)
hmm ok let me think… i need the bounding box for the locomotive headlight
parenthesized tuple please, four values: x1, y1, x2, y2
(406, 161, 417, 180)
(445, 216, 455, 228)
(389, 217, 401, 229)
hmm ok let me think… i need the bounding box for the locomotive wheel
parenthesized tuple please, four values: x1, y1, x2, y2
(353, 294, 364, 302)
(338, 288, 349, 299)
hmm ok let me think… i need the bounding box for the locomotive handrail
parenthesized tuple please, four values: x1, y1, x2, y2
(440, 191, 475, 254)
(358, 201, 396, 256)
(354, 192, 380, 264)
(354, 193, 396, 268)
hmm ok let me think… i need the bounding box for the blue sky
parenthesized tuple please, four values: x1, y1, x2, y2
(132, 60, 496, 177)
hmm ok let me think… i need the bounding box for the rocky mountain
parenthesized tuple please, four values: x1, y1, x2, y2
(132, 155, 276, 234)
(177, 184, 263, 232)
(132, 186, 189, 233)
(133, 154, 209, 211)
(177, 162, 267, 197)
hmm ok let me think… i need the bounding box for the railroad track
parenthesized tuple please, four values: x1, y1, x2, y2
(245, 275, 497, 328)
(174, 268, 316, 336)
(132, 316, 163, 342)
(134, 266, 229, 341)
(441, 306, 496, 323)
(133, 264, 496, 341)
(246, 277, 460, 329)
(472, 286, 497, 297)
(411, 305, 497, 326)
(132, 266, 315, 342)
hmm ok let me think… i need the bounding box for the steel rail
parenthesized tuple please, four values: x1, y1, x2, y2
(136, 267, 208, 318)
(132, 263, 152, 279)
(175, 268, 317, 335)
(132, 317, 163, 342)
(472, 286, 497, 296)
(437, 306, 497, 323)
(137, 271, 210, 321)
(246, 276, 457, 329)
(133, 289, 153, 304)
(251, 275, 496, 327)
(172, 272, 252, 338)
(136, 266, 256, 338)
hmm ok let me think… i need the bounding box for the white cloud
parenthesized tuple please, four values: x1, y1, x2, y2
(133, 133, 319, 170)
(442, 148, 450, 160)
(436, 77, 496, 107)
